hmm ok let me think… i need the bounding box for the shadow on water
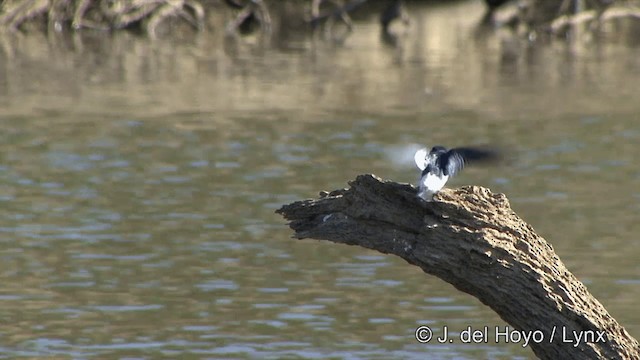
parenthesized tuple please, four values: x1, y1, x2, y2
(0, 1, 640, 358)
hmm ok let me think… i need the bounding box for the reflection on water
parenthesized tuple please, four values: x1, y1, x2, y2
(0, 1, 639, 358)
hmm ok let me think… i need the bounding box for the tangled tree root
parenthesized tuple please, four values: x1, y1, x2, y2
(494, 0, 640, 37)
(0, 0, 206, 35)
(1, 0, 639, 40)
(549, 5, 640, 34)
(0, 0, 51, 32)
(224, 0, 271, 36)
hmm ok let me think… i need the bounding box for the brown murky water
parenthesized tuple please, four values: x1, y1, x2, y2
(0, 1, 639, 358)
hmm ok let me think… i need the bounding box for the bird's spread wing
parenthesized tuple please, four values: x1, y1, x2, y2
(438, 150, 465, 176)
(439, 146, 500, 176)
(453, 146, 500, 162)
(413, 147, 429, 171)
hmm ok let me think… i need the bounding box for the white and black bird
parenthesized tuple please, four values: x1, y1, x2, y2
(414, 145, 500, 201)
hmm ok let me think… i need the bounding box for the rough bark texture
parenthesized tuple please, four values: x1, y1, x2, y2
(276, 174, 640, 360)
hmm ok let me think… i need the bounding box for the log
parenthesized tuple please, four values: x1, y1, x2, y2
(276, 174, 640, 360)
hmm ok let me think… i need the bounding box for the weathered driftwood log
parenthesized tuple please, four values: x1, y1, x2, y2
(276, 174, 640, 360)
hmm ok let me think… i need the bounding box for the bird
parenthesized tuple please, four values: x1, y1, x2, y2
(414, 145, 500, 201)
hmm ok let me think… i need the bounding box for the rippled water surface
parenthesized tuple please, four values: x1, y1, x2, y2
(1, 1, 640, 359)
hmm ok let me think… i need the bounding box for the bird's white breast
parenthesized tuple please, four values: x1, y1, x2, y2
(418, 173, 449, 200)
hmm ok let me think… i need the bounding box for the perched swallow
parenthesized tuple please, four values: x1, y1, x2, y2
(414, 145, 499, 201)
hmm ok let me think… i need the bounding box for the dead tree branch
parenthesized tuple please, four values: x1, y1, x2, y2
(276, 174, 640, 360)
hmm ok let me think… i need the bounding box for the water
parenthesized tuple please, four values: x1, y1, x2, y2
(0, 1, 639, 359)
